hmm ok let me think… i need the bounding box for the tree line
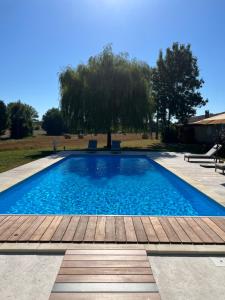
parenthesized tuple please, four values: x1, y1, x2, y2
(0, 43, 207, 144)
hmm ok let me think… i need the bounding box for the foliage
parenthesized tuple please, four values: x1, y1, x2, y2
(59, 45, 154, 147)
(152, 42, 207, 140)
(0, 100, 8, 134)
(7, 101, 34, 139)
(42, 108, 64, 135)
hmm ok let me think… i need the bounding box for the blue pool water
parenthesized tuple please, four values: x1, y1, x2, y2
(0, 155, 225, 216)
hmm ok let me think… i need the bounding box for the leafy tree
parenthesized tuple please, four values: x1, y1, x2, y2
(42, 108, 64, 135)
(152, 43, 207, 139)
(8, 101, 34, 139)
(0, 100, 8, 134)
(24, 104, 39, 122)
(60, 45, 153, 148)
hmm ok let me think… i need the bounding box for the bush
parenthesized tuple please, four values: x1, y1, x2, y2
(8, 101, 33, 139)
(142, 133, 149, 139)
(42, 108, 64, 135)
(0, 100, 8, 134)
(161, 125, 179, 143)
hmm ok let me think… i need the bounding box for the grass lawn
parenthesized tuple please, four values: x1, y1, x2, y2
(0, 131, 208, 173)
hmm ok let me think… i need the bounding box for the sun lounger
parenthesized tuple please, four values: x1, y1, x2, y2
(111, 140, 121, 153)
(215, 163, 225, 174)
(184, 144, 222, 162)
(87, 140, 97, 152)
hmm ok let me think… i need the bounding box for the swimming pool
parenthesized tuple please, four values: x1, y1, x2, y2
(0, 155, 225, 216)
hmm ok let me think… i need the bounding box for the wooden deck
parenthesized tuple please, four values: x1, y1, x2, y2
(1, 215, 225, 244)
(49, 248, 160, 299)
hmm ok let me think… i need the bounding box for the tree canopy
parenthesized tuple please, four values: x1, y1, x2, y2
(60, 46, 153, 147)
(42, 108, 64, 135)
(8, 101, 35, 139)
(152, 42, 207, 139)
(0, 100, 8, 134)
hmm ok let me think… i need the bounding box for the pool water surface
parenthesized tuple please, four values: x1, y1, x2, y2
(0, 155, 225, 216)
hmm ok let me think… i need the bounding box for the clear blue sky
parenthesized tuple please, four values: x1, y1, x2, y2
(1, 0, 225, 118)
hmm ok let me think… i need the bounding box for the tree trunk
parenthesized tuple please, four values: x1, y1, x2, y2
(156, 114, 159, 140)
(107, 131, 112, 149)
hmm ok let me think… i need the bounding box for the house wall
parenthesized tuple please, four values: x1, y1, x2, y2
(194, 124, 224, 143)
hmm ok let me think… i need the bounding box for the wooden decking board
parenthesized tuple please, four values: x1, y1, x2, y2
(167, 217, 191, 243)
(149, 217, 169, 242)
(83, 216, 97, 242)
(29, 216, 55, 241)
(158, 217, 180, 243)
(8, 216, 38, 241)
(0, 215, 225, 244)
(50, 249, 160, 299)
(19, 216, 46, 241)
(115, 217, 126, 242)
(0, 216, 29, 241)
(184, 217, 213, 243)
(124, 217, 137, 242)
(193, 217, 224, 244)
(176, 217, 202, 243)
(95, 216, 106, 242)
(132, 217, 148, 243)
(105, 216, 115, 242)
(73, 216, 89, 242)
(49, 292, 161, 300)
(61, 260, 151, 268)
(40, 216, 63, 241)
(51, 216, 72, 242)
(59, 267, 152, 275)
(56, 274, 155, 283)
(62, 216, 80, 242)
(141, 217, 159, 242)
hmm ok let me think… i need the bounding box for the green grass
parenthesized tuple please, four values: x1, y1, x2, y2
(0, 139, 208, 173)
(0, 149, 53, 173)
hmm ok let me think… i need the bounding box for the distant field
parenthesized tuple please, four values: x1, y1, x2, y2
(0, 131, 206, 173)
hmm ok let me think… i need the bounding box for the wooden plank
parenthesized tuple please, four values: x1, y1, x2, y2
(132, 217, 148, 243)
(141, 217, 158, 243)
(168, 217, 191, 243)
(59, 267, 152, 275)
(124, 217, 137, 242)
(149, 217, 169, 242)
(49, 292, 161, 300)
(73, 216, 89, 242)
(184, 218, 213, 243)
(0, 216, 20, 236)
(194, 217, 224, 243)
(8, 216, 38, 241)
(62, 216, 80, 242)
(115, 217, 126, 242)
(202, 218, 225, 242)
(40, 216, 63, 241)
(211, 217, 225, 232)
(95, 216, 106, 242)
(66, 250, 146, 255)
(105, 216, 115, 242)
(19, 216, 46, 241)
(176, 217, 202, 243)
(56, 274, 155, 283)
(0, 216, 29, 240)
(51, 216, 71, 241)
(29, 216, 54, 241)
(0, 215, 7, 225)
(158, 217, 180, 243)
(64, 255, 148, 261)
(83, 216, 97, 242)
(61, 260, 150, 268)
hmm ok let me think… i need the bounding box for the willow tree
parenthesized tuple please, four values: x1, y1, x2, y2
(60, 46, 153, 148)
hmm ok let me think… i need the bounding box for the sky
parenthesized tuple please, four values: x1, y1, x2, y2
(0, 0, 225, 119)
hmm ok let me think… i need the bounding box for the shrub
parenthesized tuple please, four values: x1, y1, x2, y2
(8, 101, 34, 139)
(42, 108, 64, 135)
(0, 100, 8, 134)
